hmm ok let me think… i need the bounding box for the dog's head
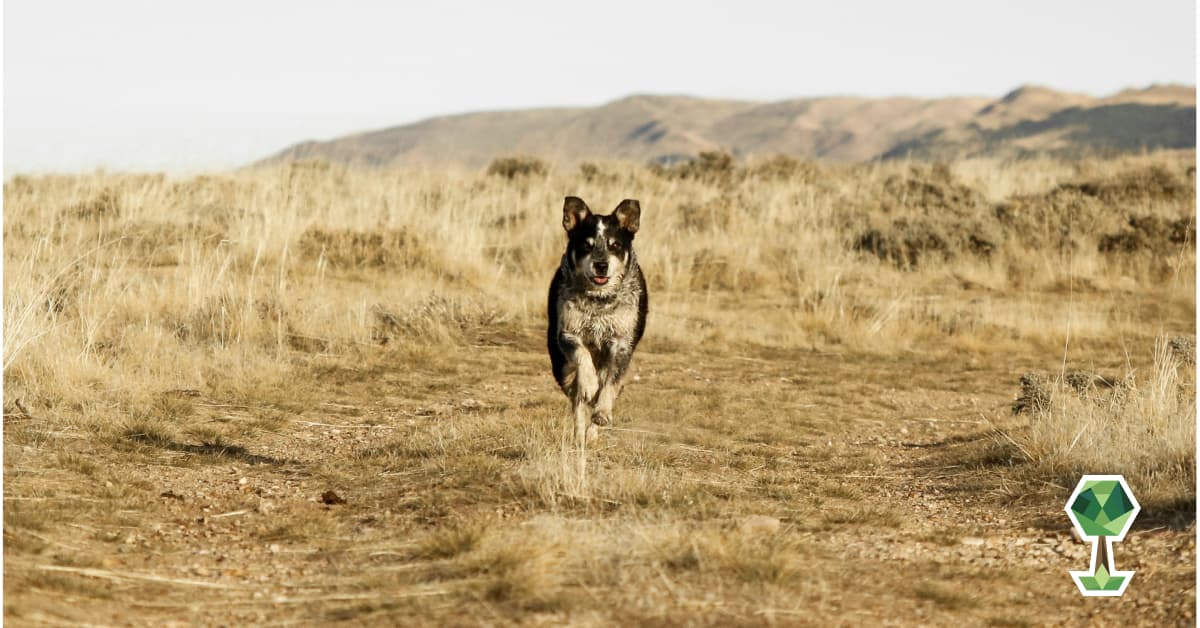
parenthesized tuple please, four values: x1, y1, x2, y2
(560, 196, 640, 295)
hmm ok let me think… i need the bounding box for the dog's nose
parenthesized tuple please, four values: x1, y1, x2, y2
(594, 261, 609, 276)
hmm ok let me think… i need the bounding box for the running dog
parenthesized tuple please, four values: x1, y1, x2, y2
(547, 197, 648, 471)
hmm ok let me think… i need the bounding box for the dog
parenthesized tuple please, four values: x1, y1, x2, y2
(547, 196, 647, 471)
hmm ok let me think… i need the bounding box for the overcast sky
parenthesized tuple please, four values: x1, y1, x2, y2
(4, 0, 1196, 175)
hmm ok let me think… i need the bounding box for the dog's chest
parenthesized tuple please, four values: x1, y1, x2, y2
(559, 295, 639, 349)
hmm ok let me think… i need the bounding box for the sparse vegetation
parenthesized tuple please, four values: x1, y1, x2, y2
(1008, 336, 1196, 517)
(4, 151, 1194, 624)
(486, 155, 550, 179)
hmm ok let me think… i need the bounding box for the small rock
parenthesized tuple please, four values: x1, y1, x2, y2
(268, 543, 281, 553)
(960, 537, 986, 547)
(320, 490, 346, 505)
(238, 477, 249, 486)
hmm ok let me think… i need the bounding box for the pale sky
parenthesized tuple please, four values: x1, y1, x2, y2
(4, 0, 1196, 175)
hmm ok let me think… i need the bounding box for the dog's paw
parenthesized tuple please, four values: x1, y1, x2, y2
(591, 410, 612, 426)
(575, 370, 600, 403)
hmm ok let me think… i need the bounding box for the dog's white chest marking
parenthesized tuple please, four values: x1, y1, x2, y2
(560, 294, 639, 351)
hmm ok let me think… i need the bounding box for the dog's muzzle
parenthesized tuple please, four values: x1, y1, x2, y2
(591, 260, 609, 285)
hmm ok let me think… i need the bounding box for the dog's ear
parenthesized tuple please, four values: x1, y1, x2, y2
(614, 199, 641, 234)
(563, 196, 591, 232)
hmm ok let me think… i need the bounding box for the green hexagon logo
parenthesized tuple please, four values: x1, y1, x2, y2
(1065, 475, 1140, 596)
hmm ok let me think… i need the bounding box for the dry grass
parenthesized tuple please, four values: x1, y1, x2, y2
(3, 151, 1194, 624)
(1010, 336, 1196, 514)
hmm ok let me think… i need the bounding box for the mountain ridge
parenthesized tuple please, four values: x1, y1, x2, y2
(259, 84, 1196, 169)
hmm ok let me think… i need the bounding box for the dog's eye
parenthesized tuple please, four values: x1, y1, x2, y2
(609, 240, 622, 251)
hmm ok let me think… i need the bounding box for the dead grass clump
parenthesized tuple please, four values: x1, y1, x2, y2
(114, 220, 227, 265)
(995, 163, 1194, 256)
(169, 175, 241, 206)
(854, 217, 1000, 269)
(486, 155, 549, 179)
(1061, 371, 1116, 397)
(658, 526, 807, 585)
(854, 220, 950, 269)
(578, 161, 620, 184)
(63, 188, 122, 220)
(172, 295, 284, 346)
(743, 155, 823, 183)
(5, 174, 36, 197)
(678, 196, 734, 232)
(1057, 164, 1191, 205)
(1168, 335, 1196, 366)
(1097, 214, 1195, 255)
(1010, 337, 1196, 513)
(914, 582, 981, 610)
(414, 520, 486, 560)
(652, 150, 737, 184)
(820, 506, 903, 528)
(116, 413, 182, 450)
(371, 296, 510, 345)
(853, 165, 1002, 268)
(1012, 371, 1050, 415)
(298, 227, 427, 269)
(689, 249, 763, 291)
(470, 523, 571, 612)
(992, 189, 1104, 253)
(879, 163, 988, 214)
(253, 503, 338, 544)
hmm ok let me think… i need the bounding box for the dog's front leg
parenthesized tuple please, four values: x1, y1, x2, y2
(558, 333, 599, 448)
(591, 339, 633, 427)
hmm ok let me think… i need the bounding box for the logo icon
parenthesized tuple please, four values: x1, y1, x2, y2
(1064, 475, 1140, 596)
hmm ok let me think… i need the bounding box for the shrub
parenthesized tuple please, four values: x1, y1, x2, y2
(651, 151, 737, 183)
(486, 156, 549, 179)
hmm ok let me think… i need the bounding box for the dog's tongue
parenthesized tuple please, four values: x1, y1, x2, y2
(592, 276, 609, 285)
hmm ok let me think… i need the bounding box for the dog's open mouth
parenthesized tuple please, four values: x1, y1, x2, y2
(591, 276, 609, 286)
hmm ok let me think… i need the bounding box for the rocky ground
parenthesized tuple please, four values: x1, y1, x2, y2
(4, 337, 1194, 626)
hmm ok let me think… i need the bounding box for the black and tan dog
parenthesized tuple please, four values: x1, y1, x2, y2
(547, 197, 647, 470)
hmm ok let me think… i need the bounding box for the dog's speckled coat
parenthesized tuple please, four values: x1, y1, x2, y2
(547, 197, 648, 470)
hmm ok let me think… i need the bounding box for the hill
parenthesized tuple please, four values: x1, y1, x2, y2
(260, 85, 1195, 168)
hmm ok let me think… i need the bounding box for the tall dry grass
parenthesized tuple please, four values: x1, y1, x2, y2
(2, 153, 1195, 624)
(2, 151, 1195, 487)
(1010, 336, 1196, 512)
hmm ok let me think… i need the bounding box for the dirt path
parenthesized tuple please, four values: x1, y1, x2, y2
(4, 339, 1194, 626)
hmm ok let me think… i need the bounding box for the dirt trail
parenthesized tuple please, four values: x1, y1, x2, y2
(4, 339, 1194, 626)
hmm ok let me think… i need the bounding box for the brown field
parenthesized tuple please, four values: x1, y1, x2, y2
(3, 152, 1196, 626)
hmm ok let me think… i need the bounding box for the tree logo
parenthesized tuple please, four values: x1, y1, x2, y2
(1064, 475, 1140, 596)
